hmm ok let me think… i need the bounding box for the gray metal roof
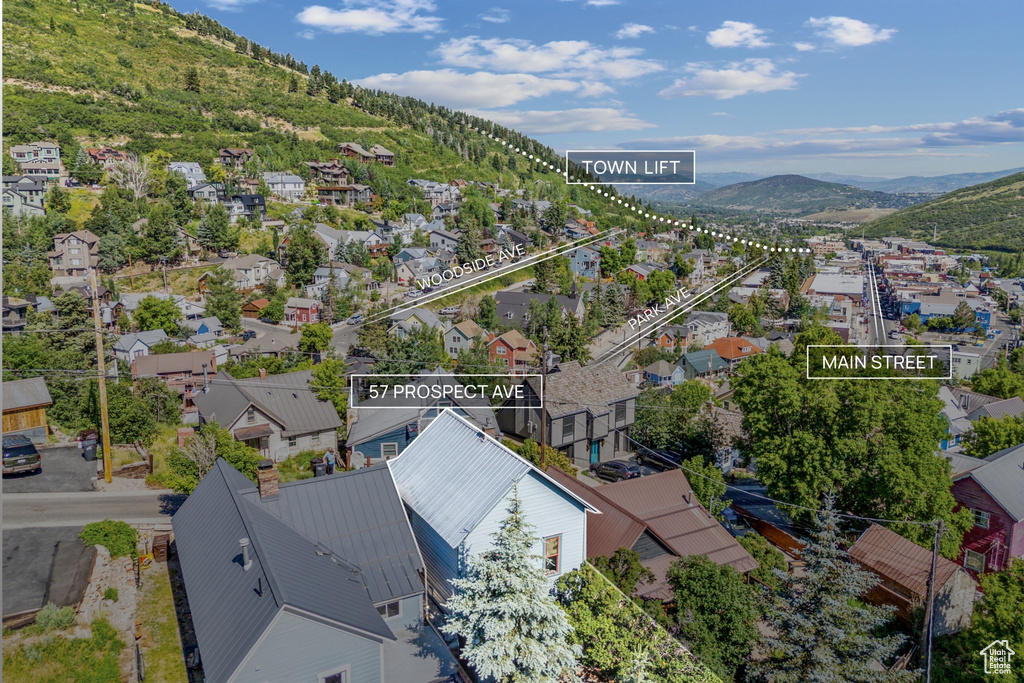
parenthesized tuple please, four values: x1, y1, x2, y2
(194, 371, 343, 438)
(242, 465, 424, 604)
(347, 369, 499, 446)
(173, 460, 393, 683)
(955, 443, 1024, 521)
(112, 329, 169, 353)
(388, 411, 595, 547)
(2, 377, 53, 411)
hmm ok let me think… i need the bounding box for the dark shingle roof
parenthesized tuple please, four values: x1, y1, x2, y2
(525, 361, 637, 419)
(241, 465, 424, 604)
(173, 460, 393, 683)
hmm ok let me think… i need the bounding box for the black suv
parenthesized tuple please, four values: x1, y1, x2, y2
(2, 434, 41, 475)
(589, 459, 641, 482)
(636, 448, 683, 472)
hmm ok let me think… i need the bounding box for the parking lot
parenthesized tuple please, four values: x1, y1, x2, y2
(2, 445, 96, 494)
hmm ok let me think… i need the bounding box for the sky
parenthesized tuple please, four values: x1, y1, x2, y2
(180, 0, 1024, 177)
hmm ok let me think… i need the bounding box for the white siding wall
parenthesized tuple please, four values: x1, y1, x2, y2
(227, 408, 336, 461)
(231, 610, 383, 683)
(461, 473, 587, 584)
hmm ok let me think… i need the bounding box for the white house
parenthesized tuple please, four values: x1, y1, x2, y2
(262, 172, 305, 202)
(168, 162, 207, 188)
(112, 329, 170, 362)
(388, 410, 597, 607)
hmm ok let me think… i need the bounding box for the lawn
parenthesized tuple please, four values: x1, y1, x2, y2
(277, 448, 327, 482)
(1, 619, 124, 683)
(66, 188, 99, 223)
(427, 265, 535, 309)
(114, 265, 207, 298)
(137, 562, 188, 682)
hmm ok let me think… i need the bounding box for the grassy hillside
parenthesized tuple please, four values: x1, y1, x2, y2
(691, 174, 919, 215)
(861, 171, 1024, 252)
(2, 0, 647, 219)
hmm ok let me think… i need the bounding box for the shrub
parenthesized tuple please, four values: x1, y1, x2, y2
(36, 603, 77, 631)
(103, 587, 119, 602)
(80, 520, 138, 559)
(117, 53, 133, 69)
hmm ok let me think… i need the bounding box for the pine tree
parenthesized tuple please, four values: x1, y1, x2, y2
(442, 489, 581, 683)
(288, 73, 299, 93)
(321, 265, 339, 325)
(204, 266, 243, 330)
(748, 496, 919, 683)
(183, 66, 200, 93)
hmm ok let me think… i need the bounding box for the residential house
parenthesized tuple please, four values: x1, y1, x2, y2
(337, 142, 374, 163)
(48, 230, 100, 278)
(230, 329, 301, 360)
(407, 179, 457, 207)
(240, 299, 271, 319)
(635, 240, 666, 263)
(428, 228, 460, 251)
(9, 141, 60, 164)
(951, 442, 1024, 575)
(651, 326, 689, 353)
(2, 296, 35, 334)
(2, 377, 53, 443)
(173, 458, 458, 683)
(370, 145, 395, 166)
(677, 250, 709, 280)
(14, 159, 61, 182)
(388, 410, 597, 606)
(388, 308, 448, 339)
(223, 194, 267, 222)
(2, 175, 47, 216)
(546, 467, 758, 602)
(305, 267, 351, 299)
(261, 172, 305, 202)
(494, 225, 530, 250)
(494, 291, 584, 327)
(217, 148, 254, 170)
(625, 263, 665, 281)
(167, 162, 207, 188)
(965, 396, 1024, 423)
(644, 360, 684, 387)
(180, 316, 225, 337)
(303, 159, 351, 185)
(85, 147, 130, 169)
(850, 524, 977, 635)
(938, 386, 974, 451)
(112, 329, 171, 362)
(284, 297, 320, 325)
(498, 361, 638, 468)
(395, 257, 441, 286)
(118, 292, 205, 320)
(567, 245, 601, 280)
(446, 319, 484, 357)
(394, 247, 431, 264)
(203, 255, 285, 293)
(950, 350, 981, 380)
(431, 202, 459, 221)
(194, 370, 344, 460)
(316, 184, 373, 207)
(487, 329, 537, 375)
(187, 182, 223, 204)
(705, 336, 762, 370)
(347, 369, 500, 468)
(133, 351, 216, 411)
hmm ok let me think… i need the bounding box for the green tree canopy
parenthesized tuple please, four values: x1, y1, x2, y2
(298, 321, 333, 353)
(203, 266, 243, 330)
(133, 295, 180, 335)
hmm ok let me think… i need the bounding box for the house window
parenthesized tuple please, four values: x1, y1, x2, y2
(562, 417, 574, 439)
(376, 601, 400, 618)
(288, 436, 297, 448)
(496, 346, 507, 355)
(246, 407, 256, 425)
(449, 347, 458, 355)
(312, 432, 321, 445)
(972, 509, 991, 529)
(964, 549, 986, 572)
(320, 669, 349, 683)
(615, 402, 626, 424)
(544, 536, 561, 575)
(381, 443, 399, 459)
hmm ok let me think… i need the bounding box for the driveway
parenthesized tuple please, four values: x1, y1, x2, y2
(2, 490, 187, 529)
(1, 445, 96, 494)
(2, 526, 91, 616)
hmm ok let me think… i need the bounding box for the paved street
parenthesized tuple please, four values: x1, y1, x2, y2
(2, 490, 185, 529)
(1, 445, 96, 494)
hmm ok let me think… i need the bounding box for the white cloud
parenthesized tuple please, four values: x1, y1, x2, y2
(659, 59, 804, 99)
(436, 36, 663, 80)
(479, 7, 509, 24)
(711, 112, 733, 117)
(706, 21, 772, 48)
(205, 0, 255, 9)
(299, 29, 316, 40)
(354, 69, 594, 108)
(471, 108, 654, 134)
(793, 42, 816, 52)
(295, 0, 443, 35)
(586, 0, 621, 5)
(616, 23, 654, 40)
(807, 16, 896, 47)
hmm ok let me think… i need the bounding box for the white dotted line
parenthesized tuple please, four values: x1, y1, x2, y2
(469, 127, 808, 254)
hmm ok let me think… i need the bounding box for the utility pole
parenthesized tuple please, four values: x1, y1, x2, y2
(539, 326, 548, 470)
(160, 256, 168, 293)
(922, 519, 944, 682)
(89, 269, 113, 484)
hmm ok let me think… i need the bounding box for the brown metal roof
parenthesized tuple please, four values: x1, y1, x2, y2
(849, 524, 966, 599)
(547, 467, 758, 576)
(132, 350, 216, 377)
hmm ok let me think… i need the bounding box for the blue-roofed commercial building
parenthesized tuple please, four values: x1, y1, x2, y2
(388, 410, 598, 607)
(173, 458, 460, 683)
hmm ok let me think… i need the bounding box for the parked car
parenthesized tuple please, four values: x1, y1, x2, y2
(3, 434, 41, 476)
(239, 330, 256, 341)
(439, 306, 461, 316)
(406, 290, 423, 299)
(636, 448, 682, 472)
(346, 313, 364, 325)
(721, 507, 752, 537)
(589, 459, 641, 482)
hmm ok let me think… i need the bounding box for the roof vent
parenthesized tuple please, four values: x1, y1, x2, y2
(240, 537, 252, 571)
(477, 431, 485, 442)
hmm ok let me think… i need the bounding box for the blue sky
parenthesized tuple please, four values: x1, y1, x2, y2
(182, 0, 1024, 177)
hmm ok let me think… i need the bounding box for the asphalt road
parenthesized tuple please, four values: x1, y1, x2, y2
(1, 445, 96, 494)
(2, 490, 186, 529)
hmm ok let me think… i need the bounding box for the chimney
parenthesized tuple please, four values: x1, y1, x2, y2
(239, 537, 253, 571)
(259, 368, 267, 379)
(257, 459, 278, 498)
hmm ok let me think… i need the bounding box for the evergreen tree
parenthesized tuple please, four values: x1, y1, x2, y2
(748, 496, 919, 683)
(284, 224, 326, 286)
(476, 295, 499, 331)
(134, 296, 180, 335)
(602, 284, 625, 326)
(204, 266, 243, 330)
(554, 313, 591, 364)
(321, 266, 339, 324)
(457, 222, 483, 263)
(183, 66, 200, 93)
(197, 203, 235, 252)
(288, 73, 299, 93)
(141, 203, 180, 261)
(442, 489, 581, 683)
